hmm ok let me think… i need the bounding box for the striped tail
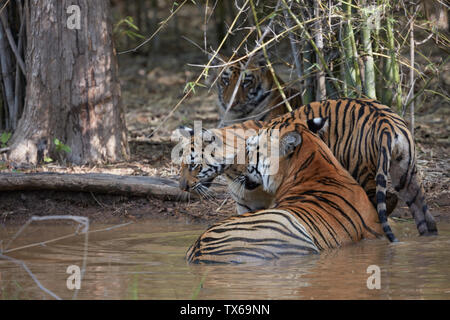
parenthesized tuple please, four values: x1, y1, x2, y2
(376, 131, 399, 242)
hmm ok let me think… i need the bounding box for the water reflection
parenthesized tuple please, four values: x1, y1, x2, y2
(0, 218, 449, 299)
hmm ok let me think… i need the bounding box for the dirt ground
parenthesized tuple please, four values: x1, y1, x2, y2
(0, 4, 449, 228)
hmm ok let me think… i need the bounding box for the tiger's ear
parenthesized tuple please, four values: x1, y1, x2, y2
(279, 131, 302, 156)
(171, 126, 194, 145)
(306, 117, 329, 136)
(176, 125, 194, 137)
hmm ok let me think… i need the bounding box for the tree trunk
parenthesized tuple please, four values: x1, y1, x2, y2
(8, 0, 129, 165)
(0, 172, 194, 201)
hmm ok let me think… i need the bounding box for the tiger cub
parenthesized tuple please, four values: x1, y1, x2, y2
(186, 124, 383, 264)
(179, 99, 438, 242)
(211, 53, 302, 127)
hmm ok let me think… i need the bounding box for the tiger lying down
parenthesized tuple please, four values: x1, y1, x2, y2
(183, 121, 384, 264)
(179, 99, 438, 244)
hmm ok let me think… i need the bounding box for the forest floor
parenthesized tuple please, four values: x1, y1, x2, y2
(1, 50, 449, 227)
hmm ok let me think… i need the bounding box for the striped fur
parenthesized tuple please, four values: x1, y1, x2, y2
(212, 54, 302, 127)
(186, 124, 383, 264)
(179, 99, 438, 241)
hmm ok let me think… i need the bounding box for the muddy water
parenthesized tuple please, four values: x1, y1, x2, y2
(0, 218, 449, 300)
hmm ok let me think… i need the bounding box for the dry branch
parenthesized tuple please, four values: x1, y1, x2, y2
(0, 172, 195, 201)
(0, 11, 25, 75)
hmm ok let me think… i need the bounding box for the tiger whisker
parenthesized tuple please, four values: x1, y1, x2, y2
(194, 183, 215, 200)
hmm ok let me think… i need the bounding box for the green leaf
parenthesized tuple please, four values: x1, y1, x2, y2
(53, 138, 71, 154)
(1, 132, 12, 145)
(183, 81, 206, 94)
(124, 30, 145, 40)
(44, 157, 53, 163)
(61, 145, 72, 153)
(123, 17, 140, 31)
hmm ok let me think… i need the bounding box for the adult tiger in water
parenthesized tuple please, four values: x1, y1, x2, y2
(186, 124, 383, 264)
(210, 53, 302, 127)
(178, 98, 438, 242)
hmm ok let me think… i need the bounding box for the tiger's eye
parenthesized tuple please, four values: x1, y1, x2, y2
(221, 75, 230, 86)
(242, 76, 253, 87)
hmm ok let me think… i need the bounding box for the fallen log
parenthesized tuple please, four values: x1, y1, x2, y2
(0, 172, 196, 201)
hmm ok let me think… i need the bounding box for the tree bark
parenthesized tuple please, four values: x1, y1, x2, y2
(8, 0, 129, 165)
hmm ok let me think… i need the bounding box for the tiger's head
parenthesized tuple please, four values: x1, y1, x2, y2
(177, 126, 245, 197)
(245, 117, 329, 194)
(210, 53, 274, 126)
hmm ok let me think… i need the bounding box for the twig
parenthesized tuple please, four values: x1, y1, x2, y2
(409, 11, 415, 137)
(0, 19, 15, 130)
(0, 0, 11, 15)
(3, 220, 132, 254)
(148, 0, 251, 137)
(0, 254, 62, 300)
(281, 0, 341, 93)
(250, 0, 294, 113)
(1, 215, 91, 300)
(283, 4, 303, 83)
(90, 191, 106, 208)
(118, 0, 188, 55)
(0, 11, 25, 75)
(14, 6, 25, 128)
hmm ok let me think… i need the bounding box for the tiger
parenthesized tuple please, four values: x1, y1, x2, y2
(178, 98, 438, 242)
(210, 53, 302, 127)
(185, 123, 384, 264)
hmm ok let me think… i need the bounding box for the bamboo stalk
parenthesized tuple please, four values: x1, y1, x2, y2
(349, 14, 362, 95)
(314, 0, 326, 100)
(383, 8, 402, 111)
(303, 40, 314, 104)
(372, 0, 383, 101)
(338, 21, 349, 97)
(409, 14, 415, 137)
(341, 0, 360, 97)
(282, 0, 341, 95)
(283, 5, 303, 84)
(302, 3, 314, 104)
(360, 0, 376, 99)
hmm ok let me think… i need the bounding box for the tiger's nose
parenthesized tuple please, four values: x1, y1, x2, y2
(179, 179, 190, 192)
